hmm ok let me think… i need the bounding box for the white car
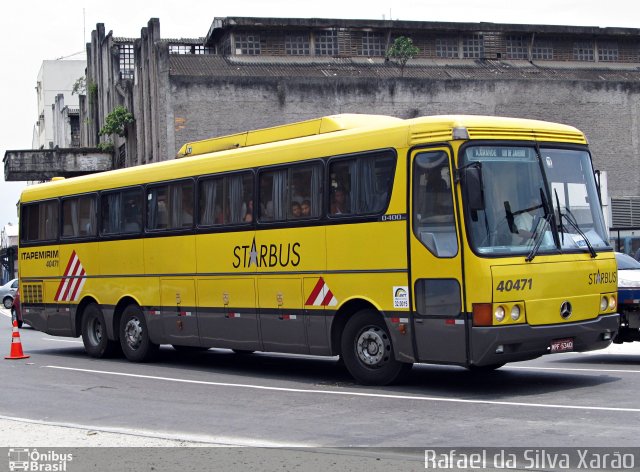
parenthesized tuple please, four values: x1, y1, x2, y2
(0, 278, 18, 309)
(614, 252, 640, 343)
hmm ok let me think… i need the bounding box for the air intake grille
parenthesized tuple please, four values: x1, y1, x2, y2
(611, 197, 640, 227)
(22, 283, 43, 304)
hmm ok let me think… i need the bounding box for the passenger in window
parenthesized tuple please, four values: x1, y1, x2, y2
(330, 187, 350, 215)
(291, 202, 302, 218)
(301, 200, 311, 217)
(214, 205, 224, 224)
(157, 195, 169, 228)
(124, 198, 140, 232)
(244, 199, 254, 222)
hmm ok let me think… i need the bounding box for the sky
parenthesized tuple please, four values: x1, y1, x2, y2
(1, 0, 638, 228)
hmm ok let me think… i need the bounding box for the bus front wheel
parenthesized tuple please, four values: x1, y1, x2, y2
(120, 304, 158, 362)
(341, 309, 412, 385)
(81, 303, 120, 358)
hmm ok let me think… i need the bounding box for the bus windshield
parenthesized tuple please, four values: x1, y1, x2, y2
(462, 145, 610, 256)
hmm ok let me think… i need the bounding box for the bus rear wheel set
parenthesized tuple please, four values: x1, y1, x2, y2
(80, 303, 412, 385)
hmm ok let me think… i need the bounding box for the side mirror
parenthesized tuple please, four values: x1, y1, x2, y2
(461, 166, 485, 212)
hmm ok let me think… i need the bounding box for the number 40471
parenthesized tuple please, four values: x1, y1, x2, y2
(496, 278, 532, 292)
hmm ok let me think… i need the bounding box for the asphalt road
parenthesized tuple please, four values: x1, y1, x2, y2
(2, 307, 640, 469)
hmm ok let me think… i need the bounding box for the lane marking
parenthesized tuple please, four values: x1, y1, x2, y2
(0, 414, 313, 447)
(507, 365, 640, 374)
(46, 365, 640, 414)
(41, 337, 83, 344)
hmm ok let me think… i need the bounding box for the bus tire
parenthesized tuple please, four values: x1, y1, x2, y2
(341, 309, 412, 386)
(81, 303, 120, 358)
(120, 304, 158, 362)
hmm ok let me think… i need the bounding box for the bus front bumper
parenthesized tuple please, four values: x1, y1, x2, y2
(469, 313, 620, 367)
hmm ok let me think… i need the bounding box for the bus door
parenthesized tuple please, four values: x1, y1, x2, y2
(258, 278, 308, 354)
(409, 147, 466, 364)
(160, 279, 200, 346)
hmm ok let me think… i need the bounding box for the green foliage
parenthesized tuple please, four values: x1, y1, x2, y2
(99, 105, 134, 138)
(386, 36, 420, 76)
(72, 76, 86, 96)
(88, 81, 98, 96)
(97, 141, 114, 152)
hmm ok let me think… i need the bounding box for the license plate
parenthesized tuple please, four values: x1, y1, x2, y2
(550, 338, 574, 353)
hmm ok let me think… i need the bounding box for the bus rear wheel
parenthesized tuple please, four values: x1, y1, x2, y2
(82, 303, 120, 358)
(341, 309, 412, 385)
(120, 304, 158, 362)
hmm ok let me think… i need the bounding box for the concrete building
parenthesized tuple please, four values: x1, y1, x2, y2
(3, 58, 112, 182)
(74, 17, 640, 228)
(33, 60, 87, 150)
(1, 223, 18, 283)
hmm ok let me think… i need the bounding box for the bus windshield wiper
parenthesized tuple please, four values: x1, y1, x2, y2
(525, 188, 555, 262)
(525, 213, 552, 262)
(553, 189, 596, 258)
(560, 206, 598, 258)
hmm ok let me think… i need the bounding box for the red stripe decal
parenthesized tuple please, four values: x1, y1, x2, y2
(54, 251, 77, 301)
(69, 268, 86, 301)
(321, 289, 334, 306)
(305, 277, 325, 305)
(61, 256, 82, 301)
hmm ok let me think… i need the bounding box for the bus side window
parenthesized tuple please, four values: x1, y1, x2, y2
(328, 151, 394, 217)
(62, 195, 97, 238)
(21, 200, 58, 243)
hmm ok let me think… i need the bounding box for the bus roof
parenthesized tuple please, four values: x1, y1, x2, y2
(20, 114, 587, 203)
(175, 114, 403, 158)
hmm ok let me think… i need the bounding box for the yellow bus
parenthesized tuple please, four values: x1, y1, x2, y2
(18, 114, 619, 385)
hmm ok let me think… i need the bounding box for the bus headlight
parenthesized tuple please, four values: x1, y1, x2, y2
(608, 296, 616, 311)
(600, 296, 608, 312)
(511, 305, 521, 321)
(495, 306, 505, 322)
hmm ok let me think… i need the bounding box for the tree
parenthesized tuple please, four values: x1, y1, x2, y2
(386, 36, 420, 77)
(71, 76, 86, 96)
(98, 105, 134, 151)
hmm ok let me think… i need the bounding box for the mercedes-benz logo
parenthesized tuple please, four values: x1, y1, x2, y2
(560, 301, 573, 319)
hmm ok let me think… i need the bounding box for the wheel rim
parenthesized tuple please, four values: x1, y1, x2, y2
(124, 317, 143, 350)
(88, 316, 104, 346)
(355, 325, 390, 368)
(3, 298, 11, 309)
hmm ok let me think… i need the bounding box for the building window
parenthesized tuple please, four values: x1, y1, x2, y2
(462, 34, 484, 58)
(315, 30, 339, 56)
(436, 38, 459, 58)
(506, 35, 529, 59)
(285, 33, 310, 55)
(169, 44, 213, 55)
(118, 43, 134, 80)
(598, 41, 619, 62)
(532, 40, 554, 60)
(574, 41, 594, 61)
(360, 32, 384, 56)
(235, 34, 261, 55)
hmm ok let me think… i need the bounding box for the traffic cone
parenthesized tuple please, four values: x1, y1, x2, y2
(5, 320, 29, 360)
